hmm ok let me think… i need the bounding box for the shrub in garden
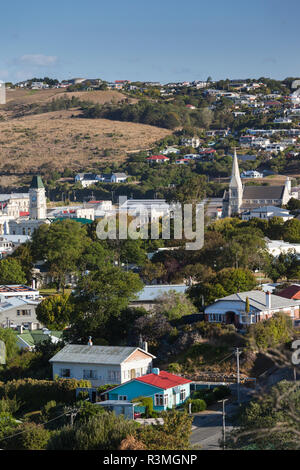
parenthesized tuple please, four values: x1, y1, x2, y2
(0, 378, 91, 412)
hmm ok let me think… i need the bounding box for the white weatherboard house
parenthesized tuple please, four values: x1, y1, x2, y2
(49, 344, 156, 386)
(204, 290, 300, 327)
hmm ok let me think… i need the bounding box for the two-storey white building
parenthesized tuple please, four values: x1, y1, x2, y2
(49, 344, 156, 386)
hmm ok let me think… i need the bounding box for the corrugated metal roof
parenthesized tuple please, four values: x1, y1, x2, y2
(49, 344, 155, 364)
(135, 284, 188, 302)
(218, 290, 299, 310)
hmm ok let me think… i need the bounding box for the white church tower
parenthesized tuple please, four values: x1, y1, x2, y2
(29, 175, 47, 220)
(222, 149, 243, 217)
(228, 149, 243, 216)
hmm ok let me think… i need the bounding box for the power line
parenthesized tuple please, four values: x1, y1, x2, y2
(0, 398, 90, 443)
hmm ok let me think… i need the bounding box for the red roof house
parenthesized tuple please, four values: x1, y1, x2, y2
(276, 285, 300, 300)
(105, 369, 192, 410)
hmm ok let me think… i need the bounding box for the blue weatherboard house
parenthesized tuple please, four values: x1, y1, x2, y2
(104, 369, 192, 411)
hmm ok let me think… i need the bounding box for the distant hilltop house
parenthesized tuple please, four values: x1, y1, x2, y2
(180, 137, 200, 148)
(146, 155, 170, 163)
(75, 173, 128, 187)
(240, 170, 263, 179)
(175, 158, 191, 165)
(204, 290, 300, 328)
(49, 344, 156, 386)
(74, 174, 103, 188)
(241, 205, 293, 222)
(274, 117, 292, 124)
(162, 146, 180, 155)
(222, 150, 293, 217)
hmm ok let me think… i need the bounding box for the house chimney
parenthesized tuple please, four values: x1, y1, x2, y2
(88, 336, 93, 346)
(266, 291, 271, 309)
(152, 368, 160, 375)
(143, 341, 148, 352)
(18, 325, 24, 334)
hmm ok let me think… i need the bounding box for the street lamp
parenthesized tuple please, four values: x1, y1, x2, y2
(218, 398, 229, 450)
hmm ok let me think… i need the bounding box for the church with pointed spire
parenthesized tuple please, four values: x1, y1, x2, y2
(222, 150, 293, 218)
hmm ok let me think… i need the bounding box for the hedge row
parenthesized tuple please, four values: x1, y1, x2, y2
(0, 378, 91, 411)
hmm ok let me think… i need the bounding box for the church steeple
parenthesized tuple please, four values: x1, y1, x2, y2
(230, 148, 243, 191)
(228, 149, 243, 216)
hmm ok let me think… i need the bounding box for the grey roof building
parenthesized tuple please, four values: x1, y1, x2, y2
(130, 284, 188, 311)
(204, 290, 300, 327)
(50, 344, 155, 365)
(49, 344, 156, 386)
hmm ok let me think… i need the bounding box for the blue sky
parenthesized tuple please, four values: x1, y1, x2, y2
(1, 0, 300, 83)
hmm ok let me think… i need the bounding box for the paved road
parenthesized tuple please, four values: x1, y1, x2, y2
(190, 385, 256, 450)
(191, 408, 235, 450)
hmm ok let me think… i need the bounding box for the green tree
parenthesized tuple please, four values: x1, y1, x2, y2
(0, 258, 26, 284)
(42, 220, 89, 291)
(141, 261, 167, 283)
(36, 294, 73, 329)
(139, 409, 193, 450)
(66, 266, 143, 343)
(11, 242, 34, 283)
(282, 219, 300, 243)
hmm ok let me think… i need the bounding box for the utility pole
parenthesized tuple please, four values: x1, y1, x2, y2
(218, 398, 229, 450)
(235, 347, 242, 405)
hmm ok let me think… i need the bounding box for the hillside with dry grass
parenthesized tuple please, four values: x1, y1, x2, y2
(0, 109, 171, 174)
(0, 89, 171, 185)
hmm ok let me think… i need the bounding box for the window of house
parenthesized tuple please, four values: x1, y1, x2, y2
(180, 389, 186, 401)
(118, 395, 127, 401)
(83, 370, 97, 379)
(155, 394, 168, 407)
(60, 368, 71, 378)
(108, 370, 121, 381)
(210, 314, 223, 322)
(22, 310, 31, 316)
